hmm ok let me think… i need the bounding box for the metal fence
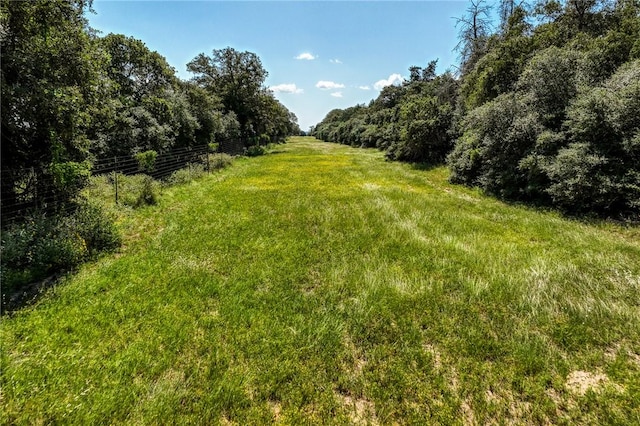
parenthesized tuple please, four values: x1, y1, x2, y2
(1, 142, 241, 226)
(91, 145, 210, 179)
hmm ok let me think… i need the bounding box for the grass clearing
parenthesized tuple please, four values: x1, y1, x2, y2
(2, 137, 639, 424)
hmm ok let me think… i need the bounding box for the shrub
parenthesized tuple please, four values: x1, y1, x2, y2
(99, 173, 160, 208)
(166, 163, 206, 186)
(544, 60, 640, 214)
(135, 175, 158, 207)
(209, 153, 233, 170)
(448, 93, 544, 199)
(245, 145, 265, 157)
(84, 174, 116, 206)
(387, 95, 454, 163)
(135, 150, 158, 172)
(165, 154, 233, 185)
(50, 161, 92, 199)
(1, 202, 121, 295)
(447, 132, 483, 186)
(517, 47, 581, 130)
(543, 143, 617, 212)
(72, 201, 121, 254)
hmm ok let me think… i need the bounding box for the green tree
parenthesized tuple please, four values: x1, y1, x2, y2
(100, 33, 177, 101)
(1, 0, 104, 220)
(180, 82, 224, 146)
(90, 34, 181, 158)
(544, 60, 640, 213)
(517, 46, 581, 129)
(187, 47, 268, 145)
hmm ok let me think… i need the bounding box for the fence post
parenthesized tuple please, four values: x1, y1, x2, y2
(206, 147, 210, 173)
(113, 157, 119, 204)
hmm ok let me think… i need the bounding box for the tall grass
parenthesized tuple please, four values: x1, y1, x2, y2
(2, 137, 639, 424)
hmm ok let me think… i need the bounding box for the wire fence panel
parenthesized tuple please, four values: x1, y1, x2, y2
(1, 142, 240, 227)
(1, 167, 68, 225)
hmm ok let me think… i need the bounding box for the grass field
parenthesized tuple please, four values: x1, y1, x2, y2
(2, 136, 639, 424)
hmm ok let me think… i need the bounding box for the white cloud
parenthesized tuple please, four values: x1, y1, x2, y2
(316, 80, 345, 90)
(270, 83, 304, 94)
(374, 73, 404, 90)
(330, 91, 343, 98)
(330, 59, 342, 64)
(295, 52, 316, 60)
(358, 85, 371, 90)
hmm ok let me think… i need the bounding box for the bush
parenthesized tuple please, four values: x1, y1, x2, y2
(135, 150, 158, 172)
(543, 143, 617, 212)
(135, 175, 158, 207)
(387, 95, 454, 163)
(245, 145, 265, 157)
(1, 202, 121, 295)
(209, 153, 233, 170)
(166, 163, 206, 186)
(163, 154, 233, 185)
(544, 60, 640, 214)
(447, 132, 483, 186)
(107, 174, 160, 208)
(517, 47, 581, 130)
(448, 93, 544, 199)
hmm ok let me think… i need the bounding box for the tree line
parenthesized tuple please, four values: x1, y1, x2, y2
(312, 0, 639, 217)
(1, 0, 300, 221)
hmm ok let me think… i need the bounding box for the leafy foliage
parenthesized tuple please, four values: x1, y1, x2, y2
(544, 60, 640, 213)
(1, 1, 298, 295)
(313, 69, 458, 166)
(187, 47, 299, 146)
(314, 0, 640, 217)
(1, 202, 121, 295)
(1, 0, 104, 220)
(135, 150, 158, 172)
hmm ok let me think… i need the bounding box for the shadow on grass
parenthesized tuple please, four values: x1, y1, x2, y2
(1, 272, 65, 315)
(409, 162, 442, 172)
(455, 181, 640, 227)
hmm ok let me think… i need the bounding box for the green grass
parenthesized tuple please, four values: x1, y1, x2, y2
(2, 136, 639, 424)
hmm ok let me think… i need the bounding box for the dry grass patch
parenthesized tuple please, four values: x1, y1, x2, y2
(565, 370, 623, 396)
(337, 392, 379, 425)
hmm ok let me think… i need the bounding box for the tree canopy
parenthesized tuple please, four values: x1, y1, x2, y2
(1, 0, 299, 224)
(312, 0, 640, 217)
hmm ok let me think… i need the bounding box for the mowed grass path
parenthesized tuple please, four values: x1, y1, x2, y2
(2, 137, 640, 424)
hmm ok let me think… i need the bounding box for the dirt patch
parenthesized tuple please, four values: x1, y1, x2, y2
(342, 334, 367, 378)
(269, 401, 282, 422)
(338, 393, 378, 425)
(604, 342, 640, 367)
(422, 343, 442, 370)
(449, 366, 460, 394)
(461, 398, 475, 425)
(484, 388, 534, 424)
(605, 344, 620, 361)
(302, 268, 323, 295)
(219, 414, 234, 425)
(485, 389, 499, 404)
(362, 183, 381, 191)
(565, 370, 618, 396)
(145, 369, 185, 401)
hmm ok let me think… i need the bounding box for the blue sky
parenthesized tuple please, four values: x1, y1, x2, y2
(88, 1, 470, 131)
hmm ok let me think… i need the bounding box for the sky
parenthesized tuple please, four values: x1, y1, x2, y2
(87, 1, 470, 131)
